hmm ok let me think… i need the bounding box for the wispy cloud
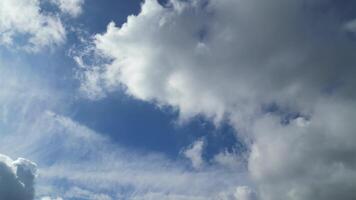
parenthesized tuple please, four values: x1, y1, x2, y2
(51, 0, 85, 17)
(1, 110, 252, 199)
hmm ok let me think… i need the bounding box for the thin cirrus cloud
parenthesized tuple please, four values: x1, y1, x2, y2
(75, 0, 356, 199)
(0, 109, 252, 199)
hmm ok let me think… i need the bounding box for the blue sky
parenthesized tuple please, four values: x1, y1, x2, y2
(1, 0, 356, 200)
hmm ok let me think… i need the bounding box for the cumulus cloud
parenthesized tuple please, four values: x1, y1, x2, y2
(81, 0, 355, 120)
(76, 0, 356, 199)
(0, 0, 66, 52)
(0, 154, 37, 200)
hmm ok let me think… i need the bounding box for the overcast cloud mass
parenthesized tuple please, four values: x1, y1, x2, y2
(1, 0, 356, 199)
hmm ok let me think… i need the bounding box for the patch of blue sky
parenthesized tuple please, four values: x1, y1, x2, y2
(71, 91, 242, 160)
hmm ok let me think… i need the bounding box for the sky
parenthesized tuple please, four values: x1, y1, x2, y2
(0, 0, 356, 200)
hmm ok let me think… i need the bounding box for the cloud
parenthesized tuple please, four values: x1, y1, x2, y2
(76, 0, 356, 199)
(0, 110, 251, 200)
(130, 192, 206, 200)
(234, 186, 257, 200)
(51, 0, 85, 17)
(0, 0, 66, 52)
(183, 139, 205, 169)
(0, 61, 250, 199)
(0, 154, 37, 200)
(81, 0, 355, 121)
(249, 99, 356, 200)
(213, 150, 247, 171)
(0, 44, 248, 200)
(0, 28, 253, 199)
(64, 187, 112, 200)
(0, 57, 63, 139)
(40, 197, 63, 200)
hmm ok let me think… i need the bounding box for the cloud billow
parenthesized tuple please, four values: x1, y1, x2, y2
(76, 0, 356, 199)
(0, 154, 37, 200)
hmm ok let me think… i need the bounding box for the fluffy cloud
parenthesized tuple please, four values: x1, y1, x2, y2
(82, 0, 356, 121)
(0, 154, 37, 200)
(0, 0, 66, 52)
(76, 0, 356, 199)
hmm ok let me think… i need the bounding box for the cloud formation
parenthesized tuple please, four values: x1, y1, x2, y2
(0, 109, 253, 200)
(183, 139, 205, 169)
(76, 0, 356, 199)
(51, 0, 85, 17)
(0, 0, 66, 52)
(0, 45, 249, 200)
(0, 154, 37, 200)
(0, 63, 251, 199)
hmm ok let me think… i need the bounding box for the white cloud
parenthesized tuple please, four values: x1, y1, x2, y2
(51, 0, 85, 17)
(0, 154, 37, 200)
(64, 187, 112, 200)
(130, 192, 206, 200)
(234, 186, 257, 200)
(183, 139, 205, 169)
(76, 0, 356, 199)
(0, 62, 250, 199)
(0, 58, 63, 139)
(0, 48, 246, 200)
(213, 150, 247, 171)
(40, 197, 63, 200)
(249, 99, 356, 200)
(0, 0, 66, 52)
